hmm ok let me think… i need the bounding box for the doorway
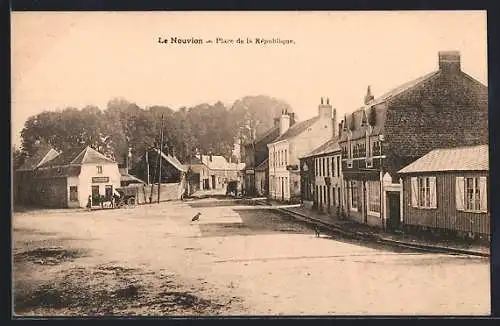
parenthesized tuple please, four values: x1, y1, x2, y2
(91, 185, 100, 206)
(105, 185, 113, 201)
(387, 192, 401, 230)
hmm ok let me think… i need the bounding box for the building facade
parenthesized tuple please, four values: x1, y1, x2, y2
(310, 138, 343, 215)
(398, 145, 489, 239)
(242, 116, 292, 197)
(16, 146, 121, 208)
(268, 99, 337, 202)
(339, 51, 488, 229)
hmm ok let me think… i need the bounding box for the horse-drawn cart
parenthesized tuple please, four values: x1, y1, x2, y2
(114, 186, 139, 208)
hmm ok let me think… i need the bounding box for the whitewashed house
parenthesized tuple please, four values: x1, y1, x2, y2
(267, 98, 337, 202)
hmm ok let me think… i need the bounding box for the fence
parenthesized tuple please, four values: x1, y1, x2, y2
(135, 183, 184, 204)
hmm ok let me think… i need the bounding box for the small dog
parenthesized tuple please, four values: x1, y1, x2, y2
(314, 226, 321, 238)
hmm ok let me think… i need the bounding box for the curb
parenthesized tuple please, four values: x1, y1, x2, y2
(256, 200, 489, 258)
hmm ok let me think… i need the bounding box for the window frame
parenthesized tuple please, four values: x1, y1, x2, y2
(366, 181, 381, 217)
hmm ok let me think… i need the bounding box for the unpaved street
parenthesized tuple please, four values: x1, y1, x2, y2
(12, 198, 490, 316)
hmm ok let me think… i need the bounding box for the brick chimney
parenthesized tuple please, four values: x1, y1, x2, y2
(288, 112, 295, 126)
(364, 85, 374, 105)
(438, 51, 461, 74)
(279, 108, 290, 135)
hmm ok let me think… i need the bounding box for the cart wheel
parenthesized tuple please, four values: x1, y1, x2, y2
(127, 197, 136, 207)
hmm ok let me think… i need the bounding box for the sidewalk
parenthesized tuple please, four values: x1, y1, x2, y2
(260, 200, 490, 257)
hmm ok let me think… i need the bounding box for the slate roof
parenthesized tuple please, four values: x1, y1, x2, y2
(156, 149, 187, 172)
(398, 145, 489, 174)
(339, 71, 440, 142)
(119, 168, 146, 184)
(17, 145, 60, 171)
(255, 158, 268, 171)
(300, 137, 341, 159)
(38, 146, 115, 168)
(271, 116, 319, 143)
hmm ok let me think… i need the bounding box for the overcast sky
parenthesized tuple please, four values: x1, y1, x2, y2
(11, 11, 488, 147)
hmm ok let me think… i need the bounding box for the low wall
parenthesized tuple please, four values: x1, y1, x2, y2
(136, 183, 184, 204)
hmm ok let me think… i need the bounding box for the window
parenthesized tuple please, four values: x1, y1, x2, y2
(285, 149, 287, 166)
(331, 157, 335, 177)
(337, 156, 340, 176)
(322, 158, 325, 176)
(367, 181, 381, 215)
(350, 181, 358, 211)
(411, 177, 436, 209)
(456, 176, 487, 212)
(96, 166, 103, 174)
(69, 186, 78, 201)
(326, 158, 330, 177)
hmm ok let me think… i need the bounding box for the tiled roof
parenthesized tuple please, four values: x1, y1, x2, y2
(156, 149, 187, 172)
(17, 145, 60, 171)
(38, 146, 115, 167)
(271, 116, 319, 143)
(300, 137, 341, 159)
(200, 155, 229, 170)
(339, 71, 440, 142)
(398, 145, 489, 174)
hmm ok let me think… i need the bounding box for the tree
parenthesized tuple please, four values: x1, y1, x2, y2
(12, 146, 26, 171)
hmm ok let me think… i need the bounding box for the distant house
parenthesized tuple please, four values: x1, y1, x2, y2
(242, 113, 294, 196)
(299, 137, 343, 214)
(15, 146, 121, 208)
(398, 145, 489, 239)
(254, 158, 269, 196)
(198, 154, 244, 190)
(338, 51, 488, 230)
(268, 98, 337, 202)
(185, 156, 211, 192)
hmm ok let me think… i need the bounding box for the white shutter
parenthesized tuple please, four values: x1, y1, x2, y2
(411, 177, 418, 207)
(479, 176, 488, 213)
(429, 176, 437, 208)
(455, 177, 465, 211)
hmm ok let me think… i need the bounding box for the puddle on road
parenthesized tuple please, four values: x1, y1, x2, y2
(14, 247, 88, 266)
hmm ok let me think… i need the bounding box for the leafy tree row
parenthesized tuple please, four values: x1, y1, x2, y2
(15, 95, 294, 170)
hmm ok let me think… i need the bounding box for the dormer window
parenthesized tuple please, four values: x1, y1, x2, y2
(97, 166, 103, 174)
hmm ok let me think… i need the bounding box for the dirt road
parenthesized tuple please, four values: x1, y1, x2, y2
(12, 199, 490, 316)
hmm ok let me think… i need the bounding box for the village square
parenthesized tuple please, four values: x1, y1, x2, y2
(12, 49, 490, 316)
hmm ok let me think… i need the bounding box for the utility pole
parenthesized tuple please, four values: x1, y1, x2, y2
(145, 150, 150, 185)
(157, 114, 164, 204)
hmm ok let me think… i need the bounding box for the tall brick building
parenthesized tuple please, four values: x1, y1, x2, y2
(338, 51, 488, 229)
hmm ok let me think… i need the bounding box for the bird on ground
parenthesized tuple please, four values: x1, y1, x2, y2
(191, 212, 201, 222)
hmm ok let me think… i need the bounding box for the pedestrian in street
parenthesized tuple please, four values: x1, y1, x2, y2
(86, 195, 92, 211)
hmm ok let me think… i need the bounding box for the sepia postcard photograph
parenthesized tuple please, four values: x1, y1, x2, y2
(10, 10, 490, 317)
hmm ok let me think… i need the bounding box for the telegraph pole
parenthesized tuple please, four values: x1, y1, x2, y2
(145, 150, 150, 185)
(157, 114, 164, 204)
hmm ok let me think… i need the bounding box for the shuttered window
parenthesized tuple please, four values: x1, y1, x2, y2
(456, 176, 488, 213)
(411, 176, 437, 209)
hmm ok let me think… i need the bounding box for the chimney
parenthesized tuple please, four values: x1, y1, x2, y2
(279, 108, 290, 135)
(364, 86, 374, 105)
(438, 51, 461, 74)
(318, 96, 333, 119)
(288, 112, 295, 126)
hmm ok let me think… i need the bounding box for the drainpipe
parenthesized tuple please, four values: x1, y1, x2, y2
(380, 169, 385, 231)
